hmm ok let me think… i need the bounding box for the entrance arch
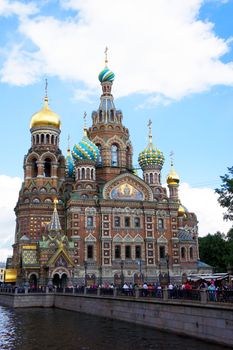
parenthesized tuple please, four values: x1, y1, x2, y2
(29, 274, 38, 289)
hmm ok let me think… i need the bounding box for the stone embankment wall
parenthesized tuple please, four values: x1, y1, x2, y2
(0, 292, 232, 347)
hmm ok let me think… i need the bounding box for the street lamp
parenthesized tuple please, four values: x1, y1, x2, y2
(98, 266, 102, 287)
(165, 254, 170, 284)
(120, 260, 124, 287)
(84, 260, 87, 287)
(137, 259, 142, 284)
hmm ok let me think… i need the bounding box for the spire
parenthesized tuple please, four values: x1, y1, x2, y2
(48, 198, 62, 232)
(167, 151, 180, 186)
(105, 46, 108, 67)
(83, 111, 87, 136)
(44, 78, 49, 106)
(67, 134, 70, 152)
(148, 119, 153, 147)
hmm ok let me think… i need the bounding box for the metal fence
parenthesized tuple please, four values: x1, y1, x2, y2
(1, 286, 233, 304)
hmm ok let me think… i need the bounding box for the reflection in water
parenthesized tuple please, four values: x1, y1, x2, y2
(0, 306, 229, 350)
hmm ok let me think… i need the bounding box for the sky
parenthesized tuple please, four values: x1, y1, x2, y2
(0, 0, 233, 262)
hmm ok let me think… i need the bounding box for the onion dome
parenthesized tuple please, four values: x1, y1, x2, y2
(66, 148, 74, 177)
(178, 204, 186, 217)
(98, 67, 115, 83)
(98, 47, 115, 83)
(167, 161, 180, 185)
(72, 129, 100, 163)
(30, 96, 61, 129)
(138, 120, 165, 170)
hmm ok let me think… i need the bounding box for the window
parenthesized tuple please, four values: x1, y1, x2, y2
(190, 247, 193, 259)
(125, 217, 130, 228)
(87, 245, 93, 259)
(125, 245, 131, 259)
(135, 245, 141, 259)
(134, 217, 140, 228)
(158, 218, 164, 230)
(150, 173, 153, 183)
(111, 144, 118, 166)
(159, 246, 165, 259)
(181, 247, 186, 259)
(115, 245, 121, 259)
(114, 216, 120, 227)
(32, 158, 38, 178)
(44, 158, 52, 177)
(87, 216, 94, 227)
(96, 144, 102, 165)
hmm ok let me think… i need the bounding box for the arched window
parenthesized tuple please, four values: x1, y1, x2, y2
(46, 134, 50, 144)
(190, 247, 193, 260)
(91, 168, 94, 180)
(51, 135, 54, 144)
(86, 168, 90, 179)
(44, 158, 52, 177)
(81, 168, 85, 179)
(159, 246, 165, 259)
(31, 158, 38, 177)
(111, 144, 118, 166)
(96, 144, 102, 165)
(181, 247, 186, 259)
(145, 174, 149, 183)
(150, 173, 153, 184)
(41, 134, 44, 144)
(99, 110, 103, 122)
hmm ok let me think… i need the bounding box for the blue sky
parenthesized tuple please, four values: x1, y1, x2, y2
(0, 0, 233, 261)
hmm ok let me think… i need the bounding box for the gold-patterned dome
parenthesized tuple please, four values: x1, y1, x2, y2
(167, 161, 180, 185)
(178, 204, 186, 217)
(30, 97, 61, 129)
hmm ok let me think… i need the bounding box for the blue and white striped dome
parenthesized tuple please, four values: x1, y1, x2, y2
(72, 135, 100, 163)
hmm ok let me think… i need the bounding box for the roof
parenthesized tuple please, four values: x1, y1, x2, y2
(197, 260, 212, 268)
(177, 229, 194, 241)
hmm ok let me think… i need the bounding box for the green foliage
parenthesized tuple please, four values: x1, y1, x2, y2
(215, 166, 233, 221)
(199, 229, 233, 272)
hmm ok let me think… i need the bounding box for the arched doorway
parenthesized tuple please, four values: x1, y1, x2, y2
(61, 273, 68, 287)
(29, 274, 37, 289)
(53, 273, 61, 288)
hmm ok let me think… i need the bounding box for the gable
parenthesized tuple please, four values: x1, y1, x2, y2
(103, 173, 153, 201)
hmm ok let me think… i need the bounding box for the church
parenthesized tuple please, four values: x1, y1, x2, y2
(7, 53, 202, 287)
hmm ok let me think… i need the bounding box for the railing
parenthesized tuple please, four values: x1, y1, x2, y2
(1, 286, 233, 304)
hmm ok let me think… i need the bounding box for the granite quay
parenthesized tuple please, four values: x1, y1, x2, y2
(0, 287, 233, 347)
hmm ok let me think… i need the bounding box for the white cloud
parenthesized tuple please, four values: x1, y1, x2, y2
(0, 0, 38, 18)
(179, 182, 232, 237)
(0, 0, 233, 102)
(0, 175, 21, 263)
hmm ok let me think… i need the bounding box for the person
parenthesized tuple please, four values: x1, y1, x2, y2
(208, 280, 216, 301)
(142, 282, 148, 297)
(123, 282, 129, 295)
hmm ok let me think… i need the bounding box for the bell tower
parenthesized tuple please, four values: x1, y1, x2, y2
(88, 48, 133, 183)
(15, 82, 66, 244)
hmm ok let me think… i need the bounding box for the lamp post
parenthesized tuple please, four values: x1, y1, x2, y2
(137, 259, 142, 285)
(98, 266, 102, 287)
(120, 260, 124, 287)
(84, 260, 87, 287)
(166, 254, 170, 284)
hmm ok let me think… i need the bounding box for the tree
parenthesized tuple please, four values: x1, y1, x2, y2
(199, 232, 228, 272)
(215, 166, 233, 221)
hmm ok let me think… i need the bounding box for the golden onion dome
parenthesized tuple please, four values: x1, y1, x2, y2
(178, 204, 186, 217)
(167, 162, 180, 185)
(30, 97, 61, 129)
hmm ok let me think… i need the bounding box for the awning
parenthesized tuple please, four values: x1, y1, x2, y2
(4, 269, 17, 283)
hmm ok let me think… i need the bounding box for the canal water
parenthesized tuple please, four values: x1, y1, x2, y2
(0, 306, 230, 350)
